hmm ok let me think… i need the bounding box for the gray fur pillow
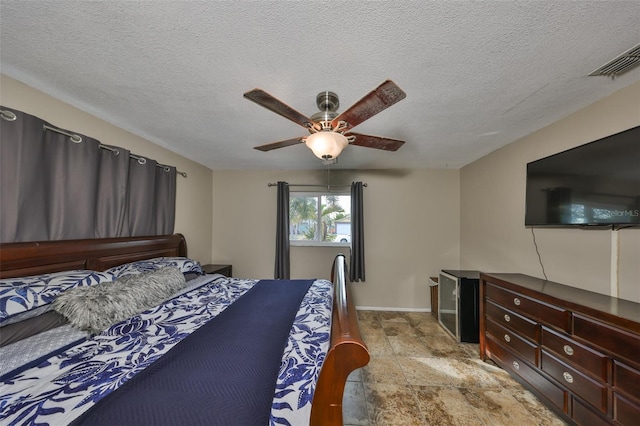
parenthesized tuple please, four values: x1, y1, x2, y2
(53, 266, 186, 333)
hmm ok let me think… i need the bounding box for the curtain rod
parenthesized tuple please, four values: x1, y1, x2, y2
(267, 183, 367, 189)
(40, 123, 188, 177)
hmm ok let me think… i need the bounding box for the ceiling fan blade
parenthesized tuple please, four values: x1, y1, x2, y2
(331, 80, 406, 130)
(254, 137, 304, 152)
(348, 133, 405, 151)
(244, 89, 314, 128)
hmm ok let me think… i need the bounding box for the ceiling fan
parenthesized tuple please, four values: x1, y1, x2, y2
(243, 79, 407, 164)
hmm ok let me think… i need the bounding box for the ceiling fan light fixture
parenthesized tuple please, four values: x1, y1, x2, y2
(305, 131, 348, 160)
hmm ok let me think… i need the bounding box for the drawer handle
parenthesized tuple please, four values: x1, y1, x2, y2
(504, 314, 511, 322)
(513, 297, 521, 306)
(512, 361, 520, 370)
(563, 372, 574, 384)
(563, 345, 574, 356)
(504, 334, 511, 343)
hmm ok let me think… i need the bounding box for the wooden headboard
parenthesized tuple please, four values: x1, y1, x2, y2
(0, 234, 187, 279)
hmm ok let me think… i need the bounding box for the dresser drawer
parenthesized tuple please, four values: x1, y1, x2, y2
(485, 300, 538, 342)
(541, 326, 608, 381)
(614, 361, 640, 401)
(572, 396, 610, 426)
(485, 283, 569, 331)
(485, 335, 566, 413)
(541, 350, 607, 413)
(573, 314, 640, 366)
(614, 392, 640, 426)
(486, 318, 537, 365)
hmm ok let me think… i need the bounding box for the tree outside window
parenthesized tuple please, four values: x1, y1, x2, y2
(289, 193, 351, 244)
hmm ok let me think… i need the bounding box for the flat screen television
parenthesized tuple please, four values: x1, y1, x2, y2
(525, 125, 640, 227)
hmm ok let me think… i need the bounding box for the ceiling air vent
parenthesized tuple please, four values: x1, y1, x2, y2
(589, 43, 640, 77)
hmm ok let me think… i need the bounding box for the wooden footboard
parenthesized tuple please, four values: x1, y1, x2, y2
(310, 253, 370, 426)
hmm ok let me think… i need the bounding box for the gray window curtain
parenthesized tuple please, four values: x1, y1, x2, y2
(350, 181, 366, 282)
(0, 107, 176, 243)
(95, 145, 130, 238)
(274, 181, 290, 279)
(125, 157, 176, 237)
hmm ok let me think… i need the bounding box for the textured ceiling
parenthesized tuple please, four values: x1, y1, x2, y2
(1, 1, 639, 170)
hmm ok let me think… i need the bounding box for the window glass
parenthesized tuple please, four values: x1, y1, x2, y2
(290, 193, 351, 244)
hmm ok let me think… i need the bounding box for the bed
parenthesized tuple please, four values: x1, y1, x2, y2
(0, 234, 369, 425)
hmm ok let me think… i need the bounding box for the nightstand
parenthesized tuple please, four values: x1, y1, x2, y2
(202, 264, 232, 277)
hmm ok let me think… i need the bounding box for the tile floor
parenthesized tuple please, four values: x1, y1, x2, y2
(342, 310, 568, 426)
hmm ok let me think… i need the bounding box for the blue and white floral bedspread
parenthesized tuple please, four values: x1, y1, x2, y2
(0, 275, 333, 426)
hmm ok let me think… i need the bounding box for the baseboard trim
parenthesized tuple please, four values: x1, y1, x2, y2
(356, 306, 431, 313)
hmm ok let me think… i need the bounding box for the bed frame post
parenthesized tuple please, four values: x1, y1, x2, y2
(309, 253, 370, 426)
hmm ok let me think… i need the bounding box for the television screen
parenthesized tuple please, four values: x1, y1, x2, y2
(525, 126, 640, 227)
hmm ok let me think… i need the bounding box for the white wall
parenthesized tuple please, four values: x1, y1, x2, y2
(460, 80, 640, 302)
(0, 74, 214, 265)
(211, 168, 461, 310)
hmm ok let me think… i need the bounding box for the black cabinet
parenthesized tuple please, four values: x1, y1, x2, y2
(202, 264, 232, 277)
(438, 270, 480, 343)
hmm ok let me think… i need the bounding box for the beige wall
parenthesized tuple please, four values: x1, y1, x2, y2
(212, 168, 461, 310)
(460, 81, 640, 302)
(0, 74, 214, 265)
(7, 72, 636, 308)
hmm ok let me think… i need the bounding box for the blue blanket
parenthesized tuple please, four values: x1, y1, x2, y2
(71, 279, 314, 426)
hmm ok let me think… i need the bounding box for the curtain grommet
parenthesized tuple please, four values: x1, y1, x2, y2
(1, 110, 17, 121)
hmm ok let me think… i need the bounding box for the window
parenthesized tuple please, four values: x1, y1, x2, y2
(290, 192, 351, 245)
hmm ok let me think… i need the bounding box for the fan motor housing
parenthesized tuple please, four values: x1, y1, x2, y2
(316, 91, 339, 111)
(311, 91, 340, 123)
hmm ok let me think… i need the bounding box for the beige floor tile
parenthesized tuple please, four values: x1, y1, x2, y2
(419, 333, 472, 358)
(359, 317, 384, 334)
(412, 318, 447, 336)
(364, 382, 425, 426)
(510, 388, 569, 425)
(381, 321, 418, 337)
(361, 328, 395, 356)
(396, 357, 461, 386)
(361, 355, 408, 384)
(358, 310, 380, 323)
(414, 385, 485, 426)
(401, 311, 433, 323)
(461, 387, 565, 426)
(396, 355, 503, 389)
(387, 335, 433, 357)
(347, 312, 566, 426)
(376, 311, 411, 323)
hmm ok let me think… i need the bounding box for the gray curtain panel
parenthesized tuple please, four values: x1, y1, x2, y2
(95, 145, 130, 238)
(154, 164, 177, 235)
(126, 157, 159, 237)
(275, 181, 290, 279)
(1, 109, 51, 242)
(350, 181, 366, 282)
(0, 107, 177, 243)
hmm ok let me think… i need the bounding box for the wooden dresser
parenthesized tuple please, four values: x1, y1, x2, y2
(479, 273, 640, 426)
